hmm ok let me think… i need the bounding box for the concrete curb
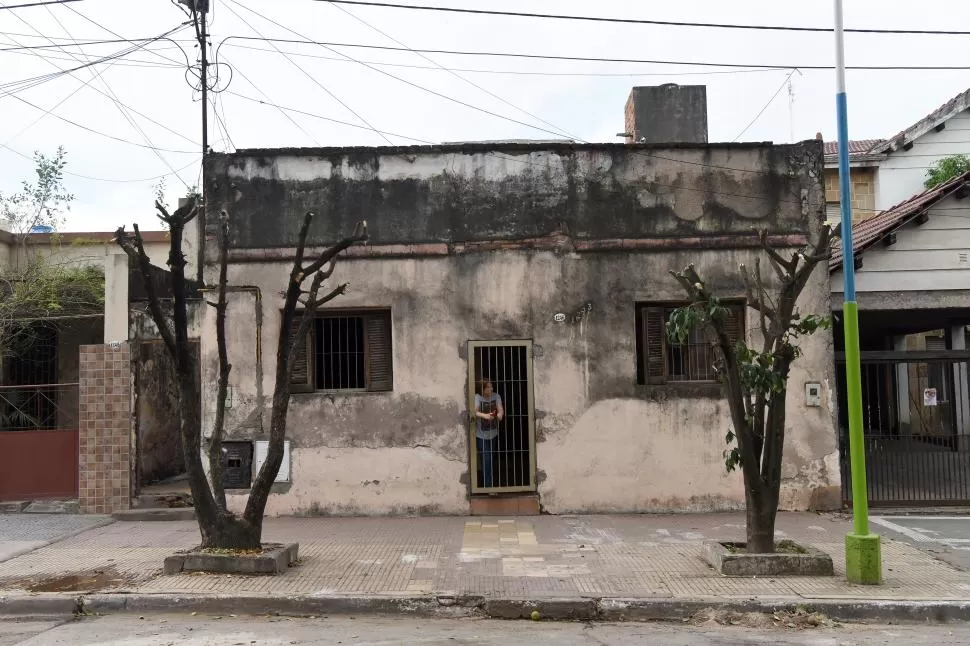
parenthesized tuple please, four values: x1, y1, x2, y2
(4, 592, 970, 623)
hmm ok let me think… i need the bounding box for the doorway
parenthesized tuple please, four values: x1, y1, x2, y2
(467, 340, 536, 494)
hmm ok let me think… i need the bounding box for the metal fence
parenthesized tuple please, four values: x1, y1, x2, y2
(0, 383, 79, 432)
(837, 352, 970, 506)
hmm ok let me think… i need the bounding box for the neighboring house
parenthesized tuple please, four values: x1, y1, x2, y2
(823, 87, 970, 222)
(199, 85, 840, 517)
(0, 226, 186, 508)
(830, 170, 970, 507)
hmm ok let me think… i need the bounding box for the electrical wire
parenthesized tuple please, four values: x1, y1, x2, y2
(324, 0, 582, 142)
(224, 1, 578, 141)
(6, 94, 198, 153)
(0, 0, 82, 9)
(223, 0, 395, 146)
(318, 1, 970, 36)
(219, 41, 784, 78)
(0, 143, 201, 183)
(732, 69, 797, 142)
(0, 28, 189, 95)
(0, 2, 193, 186)
(219, 55, 322, 146)
(225, 89, 433, 143)
(214, 36, 970, 72)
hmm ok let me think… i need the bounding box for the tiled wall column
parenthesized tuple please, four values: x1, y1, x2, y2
(79, 343, 132, 514)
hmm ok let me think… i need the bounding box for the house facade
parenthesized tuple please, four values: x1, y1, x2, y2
(201, 134, 840, 516)
(830, 171, 970, 506)
(823, 87, 970, 223)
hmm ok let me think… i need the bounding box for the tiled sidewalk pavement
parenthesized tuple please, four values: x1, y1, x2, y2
(0, 514, 110, 563)
(0, 513, 967, 601)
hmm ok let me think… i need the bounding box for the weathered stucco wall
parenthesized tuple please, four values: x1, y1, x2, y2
(202, 142, 838, 516)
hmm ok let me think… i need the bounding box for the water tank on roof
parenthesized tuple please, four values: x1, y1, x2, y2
(29, 225, 54, 234)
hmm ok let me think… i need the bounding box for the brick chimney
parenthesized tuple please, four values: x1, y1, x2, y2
(623, 84, 708, 144)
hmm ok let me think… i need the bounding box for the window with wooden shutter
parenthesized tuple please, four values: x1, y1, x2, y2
(291, 308, 393, 393)
(636, 301, 745, 385)
(288, 311, 313, 393)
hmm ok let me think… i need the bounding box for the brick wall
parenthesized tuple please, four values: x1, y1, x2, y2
(79, 343, 132, 514)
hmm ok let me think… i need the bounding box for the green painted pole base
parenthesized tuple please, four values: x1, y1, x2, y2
(845, 533, 881, 585)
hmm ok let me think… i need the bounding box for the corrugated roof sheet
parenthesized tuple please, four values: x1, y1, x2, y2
(829, 170, 970, 272)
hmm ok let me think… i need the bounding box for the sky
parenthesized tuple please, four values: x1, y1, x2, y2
(1, 0, 969, 233)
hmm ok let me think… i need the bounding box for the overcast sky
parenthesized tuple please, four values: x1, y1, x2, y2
(2, 0, 969, 233)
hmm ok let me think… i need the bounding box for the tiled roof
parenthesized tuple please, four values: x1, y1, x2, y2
(822, 139, 885, 159)
(872, 87, 970, 155)
(830, 170, 970, 272)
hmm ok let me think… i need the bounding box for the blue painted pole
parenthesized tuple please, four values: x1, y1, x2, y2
(834, 0, 881, 585)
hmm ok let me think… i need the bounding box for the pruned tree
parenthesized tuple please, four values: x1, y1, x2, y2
(117, 202, 366, 549)
(667, 227, 832, 554)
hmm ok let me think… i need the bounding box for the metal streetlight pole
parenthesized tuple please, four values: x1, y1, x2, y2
(833, 0, 881, 585)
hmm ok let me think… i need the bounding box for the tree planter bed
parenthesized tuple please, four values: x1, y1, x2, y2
(703, 540, 833, 576)
(163, 543, 299, 575)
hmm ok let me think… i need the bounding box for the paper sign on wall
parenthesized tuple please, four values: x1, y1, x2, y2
(924, 388, 938, 407)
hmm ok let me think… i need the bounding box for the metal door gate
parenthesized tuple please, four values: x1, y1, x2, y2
(837, 351, 970, 506)
(467, 340, 536, 494)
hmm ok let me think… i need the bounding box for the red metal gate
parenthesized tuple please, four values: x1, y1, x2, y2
(0, 384, 79, 500)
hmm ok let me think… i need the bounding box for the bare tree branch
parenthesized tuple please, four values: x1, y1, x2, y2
(115, 224, 176, 357)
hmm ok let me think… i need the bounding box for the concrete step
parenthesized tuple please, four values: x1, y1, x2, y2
(23, 500, 79, 514)
(0, 501, 30, 513)
(112, 508, 196, 522)
(132, 492, 193, 510)
(470, 494, 540, 516)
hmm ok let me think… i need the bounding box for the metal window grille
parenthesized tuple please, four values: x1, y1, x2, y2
(468, 341, 536, 494)
(287, 309, 393, 392)
(636, 302, 744, 385)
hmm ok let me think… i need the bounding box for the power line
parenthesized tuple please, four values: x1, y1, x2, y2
(222, 0, 395, 146)
(0, 143, 201, 183)
(319, 1, 970, 36)
(220, 56, 323, 146)
(0, 2, 193, 186)
(220, 41, 783, 78)
(0, 36, 195, 51)
(733, 69, 796, 142)
(223, 2, 580, 141)
(0, 0, 82, 9)
(216, 36, 970, 71)
(0, 29, 189, 95)
(225, 90, 433, 143)
(1, 47, 186, 68)
(7, 94, 198, 153)
(324, 0, 582, 142)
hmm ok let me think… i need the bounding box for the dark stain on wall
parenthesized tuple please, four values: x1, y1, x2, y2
(207, 142, 818, 249)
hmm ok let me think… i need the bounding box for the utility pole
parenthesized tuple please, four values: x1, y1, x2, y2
(181, 0, 210, 285)
(833, 0, 881, 585)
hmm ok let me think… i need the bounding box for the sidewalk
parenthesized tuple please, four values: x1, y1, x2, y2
(1, 512, 969, 621)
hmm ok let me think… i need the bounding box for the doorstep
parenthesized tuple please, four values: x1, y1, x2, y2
(469, 494, 539, 516)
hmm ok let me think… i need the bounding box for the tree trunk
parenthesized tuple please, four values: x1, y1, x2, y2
(745, 498, 777, 554)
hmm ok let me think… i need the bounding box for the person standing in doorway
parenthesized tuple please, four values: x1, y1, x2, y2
(475, 377, 504, 488)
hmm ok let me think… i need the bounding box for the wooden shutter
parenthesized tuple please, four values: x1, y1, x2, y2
(365, 312, 393, 392)
(723, 304, 745, 345)
(642, 306, 666, 385)
(288, 311, 313, 393)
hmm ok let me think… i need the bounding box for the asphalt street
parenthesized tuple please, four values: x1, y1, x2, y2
(4, 615, 970, 646)
(872, 514, 970, 571)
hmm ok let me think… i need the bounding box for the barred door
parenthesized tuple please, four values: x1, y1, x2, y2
(467, 341, 536, 494)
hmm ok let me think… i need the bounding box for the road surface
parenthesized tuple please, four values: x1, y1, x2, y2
(4, 614, 970, 645)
